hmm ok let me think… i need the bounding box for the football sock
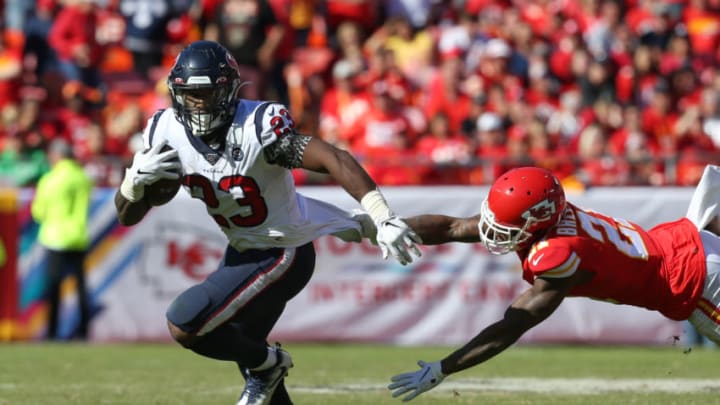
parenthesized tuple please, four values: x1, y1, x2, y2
(249, 346, 277, 371)
(189, 327, 268, 368)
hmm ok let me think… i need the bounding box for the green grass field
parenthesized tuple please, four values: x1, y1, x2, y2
(1, 342, 718, 405)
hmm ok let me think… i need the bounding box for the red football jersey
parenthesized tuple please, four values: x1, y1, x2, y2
(518, 203, 706, 320)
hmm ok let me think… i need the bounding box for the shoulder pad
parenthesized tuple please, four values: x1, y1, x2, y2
(526, 241, 580, 278)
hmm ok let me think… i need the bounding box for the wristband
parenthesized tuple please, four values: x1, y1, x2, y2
(120, 169, 144, 202)
(360, 189, 393, 223)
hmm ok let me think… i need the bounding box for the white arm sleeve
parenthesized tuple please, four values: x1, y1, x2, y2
(686, 165, 720, 230)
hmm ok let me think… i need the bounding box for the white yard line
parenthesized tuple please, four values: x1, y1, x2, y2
(290, 378, 720, 395)
(3, 378, 718, 395)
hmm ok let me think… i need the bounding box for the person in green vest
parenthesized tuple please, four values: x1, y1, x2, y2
(31, 139, 93, 340)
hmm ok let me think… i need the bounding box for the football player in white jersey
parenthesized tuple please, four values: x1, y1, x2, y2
(114, 40, 421, 405)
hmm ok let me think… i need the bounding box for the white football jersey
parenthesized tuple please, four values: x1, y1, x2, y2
(141, 99, 365, 251)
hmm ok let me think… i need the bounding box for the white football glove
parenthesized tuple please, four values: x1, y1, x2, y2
(360, 190, 422, 265)
(376, 216, 422, 265)
(388, 360, 445, 402)
(120, 141, 181, 202)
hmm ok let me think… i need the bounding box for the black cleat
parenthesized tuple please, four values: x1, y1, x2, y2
(236, 344, 293, 405)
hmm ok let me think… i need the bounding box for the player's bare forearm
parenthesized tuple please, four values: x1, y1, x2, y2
(440, 311, 528, 375)
(302, 138, 377, 201)
(439, 277, 572, 375)
(114, 191, 151, 226)
(404, 215, 481, 245)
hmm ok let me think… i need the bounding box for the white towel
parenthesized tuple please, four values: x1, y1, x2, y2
(686, 165, 720, 230)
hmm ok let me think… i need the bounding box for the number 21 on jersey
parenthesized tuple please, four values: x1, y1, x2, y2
(576, 210, 649, 259)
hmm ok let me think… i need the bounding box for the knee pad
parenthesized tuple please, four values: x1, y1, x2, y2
(166, 285, 211, 333)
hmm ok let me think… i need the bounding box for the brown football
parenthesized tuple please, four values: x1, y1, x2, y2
(143, 145, 182, 206)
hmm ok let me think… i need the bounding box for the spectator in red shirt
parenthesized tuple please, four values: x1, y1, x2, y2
(641, 80, 679, 155)
(671, 65, 703, 113)
(549, 33, 582, 84)
(497, 124, 534, 175)
(55, 81, 99, 158)
(660, 33, 693, 76)
(325, 0, 379, 37)
(205, 0, 286, 102)
(607, 105, 664, 185)
(101, 91, 143, 161)
(625, 0, 667, 38)
(80, 122, 125, 188)
(355, 79, 416, 154)
(318, 59, 372, 149)
(575, 123, 629, 186)
(356, 45, 413, 106)
(356, 79, 421, 185)
(471, 111, 506, 182)
(415, 111, 472, 184)
(421, 53, 472, 135)
(626, 144, 666, 186)
(0, 32, 23, 112)
(683, 0, 720, 63)
(525, 116, 574, 181)
(48, 0, 106, 91)
(469, 37, 514, 89)
(524, 50, 559, 118)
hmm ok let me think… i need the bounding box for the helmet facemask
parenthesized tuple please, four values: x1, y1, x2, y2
(170, 79, 241, 139)
(478, 199, 534, 255)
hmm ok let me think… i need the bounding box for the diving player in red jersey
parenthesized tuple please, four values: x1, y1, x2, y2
(387, 166, 720, 402)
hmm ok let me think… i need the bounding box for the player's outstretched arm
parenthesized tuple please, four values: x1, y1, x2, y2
(301, 137, 421, 265)
(300, 137, 378, 200)
(403, 215, 482, 245)
(388, 273, 581, 401)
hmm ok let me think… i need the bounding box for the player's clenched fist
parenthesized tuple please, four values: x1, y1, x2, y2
(120, 140, 182, 202)
(361, 189, 422, 265)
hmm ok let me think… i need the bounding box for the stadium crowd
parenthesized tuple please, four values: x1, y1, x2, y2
(1, 0, 720, 188)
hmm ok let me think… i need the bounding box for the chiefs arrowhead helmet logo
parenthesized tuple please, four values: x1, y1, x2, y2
(522, 199, 556, 223)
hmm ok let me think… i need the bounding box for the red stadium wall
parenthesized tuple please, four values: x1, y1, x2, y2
(0, 189, 18, 341)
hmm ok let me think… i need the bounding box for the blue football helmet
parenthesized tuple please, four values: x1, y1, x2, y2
(167, 41, 244, 139)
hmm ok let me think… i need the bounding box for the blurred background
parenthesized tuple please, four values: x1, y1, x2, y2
(0, 0, 718, 347)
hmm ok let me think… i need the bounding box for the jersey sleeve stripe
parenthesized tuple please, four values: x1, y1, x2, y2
(253, 101, 273, 145)
(147, 108, 166, 146)
(541, 252, 580, 278)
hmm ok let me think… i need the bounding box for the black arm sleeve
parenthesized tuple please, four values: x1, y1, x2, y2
(263, 133, 312, 169)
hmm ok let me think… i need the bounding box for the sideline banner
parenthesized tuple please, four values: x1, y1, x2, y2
(17, 186, 694, 344)
(0, 188, 18, 341)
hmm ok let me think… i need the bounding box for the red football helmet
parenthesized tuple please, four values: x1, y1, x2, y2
(479, 167, 566, 254)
